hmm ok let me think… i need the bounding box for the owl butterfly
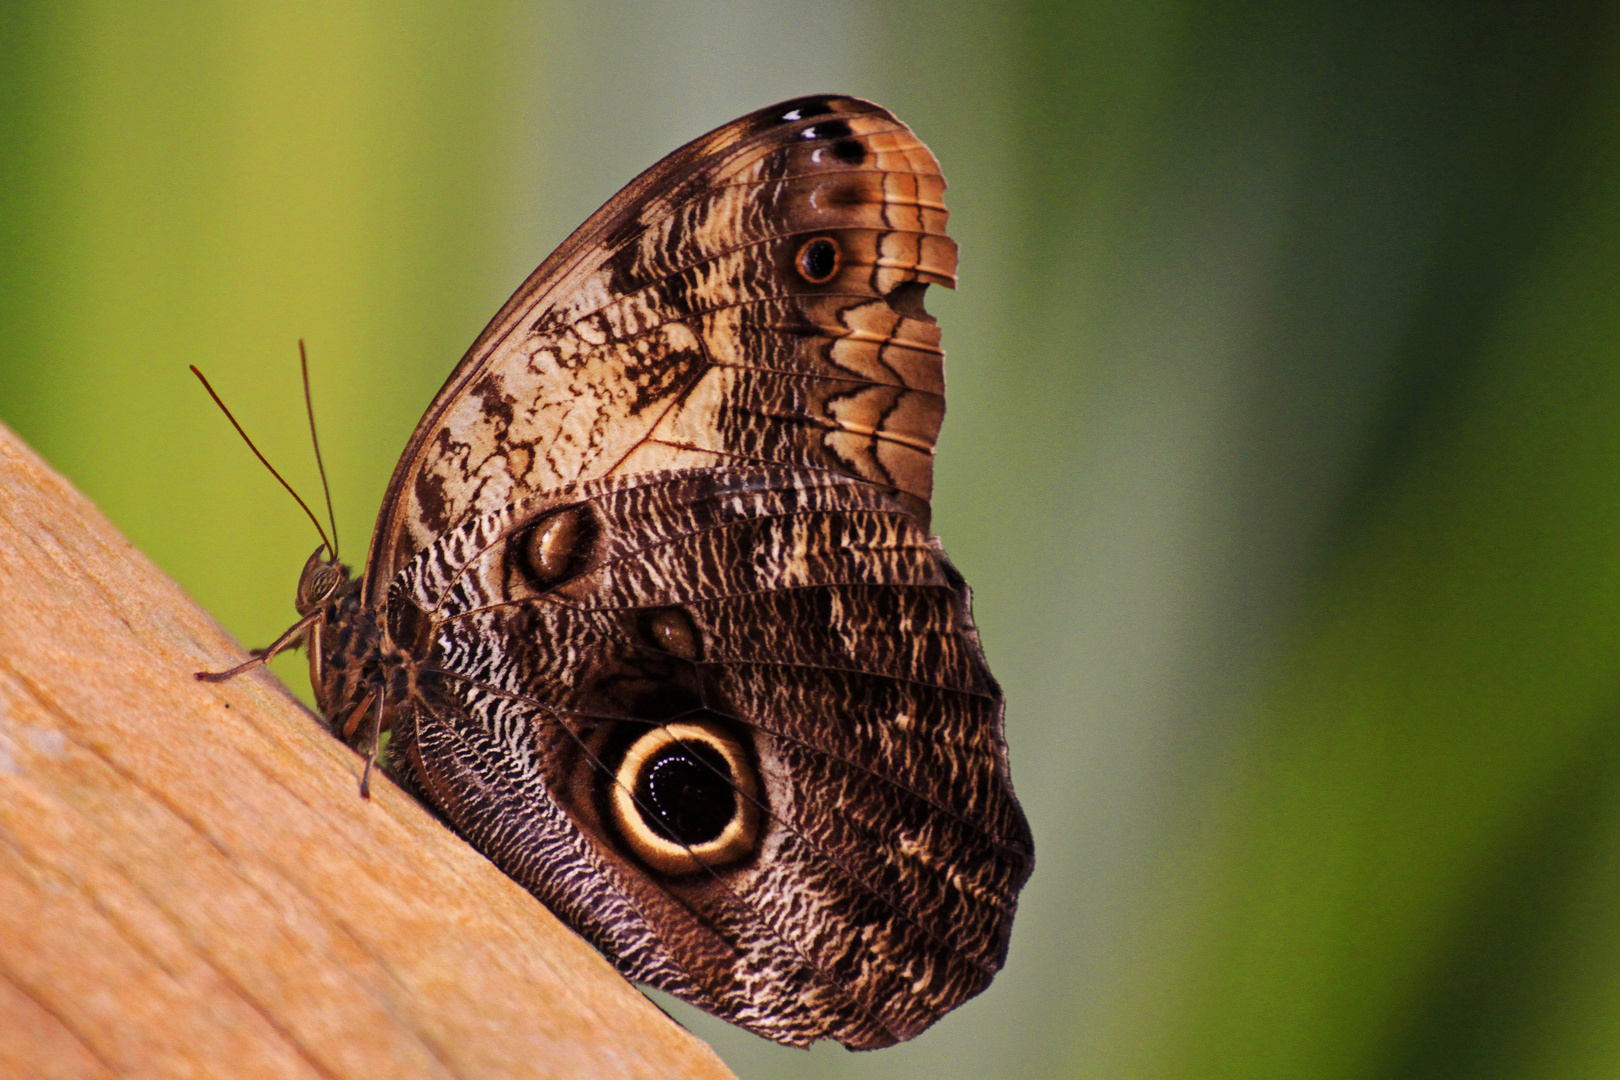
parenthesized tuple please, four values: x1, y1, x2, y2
(208, 95, 1033, 1049)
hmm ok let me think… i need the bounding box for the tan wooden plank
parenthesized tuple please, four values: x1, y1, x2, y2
(0, 421, 736, 1080)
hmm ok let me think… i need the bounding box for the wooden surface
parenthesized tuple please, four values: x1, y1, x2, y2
(0, 422, 738, 1080)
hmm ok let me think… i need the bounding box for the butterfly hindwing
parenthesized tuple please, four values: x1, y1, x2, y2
(387, 466, 1029, 1047)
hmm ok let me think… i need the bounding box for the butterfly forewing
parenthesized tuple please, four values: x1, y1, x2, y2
(305, 95, 1030, 1049)
(365, 96, 957, 592)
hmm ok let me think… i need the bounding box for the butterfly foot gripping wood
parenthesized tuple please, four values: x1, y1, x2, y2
(0, 421, 736, 1080)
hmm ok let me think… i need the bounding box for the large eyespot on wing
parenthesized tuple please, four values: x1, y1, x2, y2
(362, 95, 958, 599)
(600, 716, 764, 876)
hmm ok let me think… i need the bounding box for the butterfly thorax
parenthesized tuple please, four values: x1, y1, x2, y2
(294, 546, 389, 750)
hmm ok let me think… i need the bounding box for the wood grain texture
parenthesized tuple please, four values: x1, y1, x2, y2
(0, 421, 737, 1080)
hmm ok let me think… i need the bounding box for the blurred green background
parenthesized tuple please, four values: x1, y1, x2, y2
(6, 2, 1620, 1078)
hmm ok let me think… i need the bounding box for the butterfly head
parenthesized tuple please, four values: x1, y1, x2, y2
(294, 545, 354, 615)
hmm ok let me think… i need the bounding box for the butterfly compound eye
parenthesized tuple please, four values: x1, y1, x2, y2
(795, 237, 841, 284)
(609, 721, 762, 875)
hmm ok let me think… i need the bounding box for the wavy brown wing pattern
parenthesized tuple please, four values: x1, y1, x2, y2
(388, 465, 1031, 1046)
(313, 95, 1032, 1049)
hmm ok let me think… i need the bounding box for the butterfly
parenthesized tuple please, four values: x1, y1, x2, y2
(205, 95, 1033, 1049)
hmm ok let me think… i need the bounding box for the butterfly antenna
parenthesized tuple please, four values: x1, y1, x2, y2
(190, 364, 334, 555)
(299, 340, 340, 558)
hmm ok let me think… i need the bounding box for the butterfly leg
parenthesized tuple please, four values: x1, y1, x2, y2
(195, 607, 322, 683)
(359, 686, 385, 800)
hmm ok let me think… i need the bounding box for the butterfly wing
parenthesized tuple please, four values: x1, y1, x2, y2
(366, 96, 1032, 1048)
(387, 467, 1031, 1047)
(363, 95, 956, 599)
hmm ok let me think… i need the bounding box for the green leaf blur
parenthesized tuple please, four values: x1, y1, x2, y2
(4, 3, 1620, 1079)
